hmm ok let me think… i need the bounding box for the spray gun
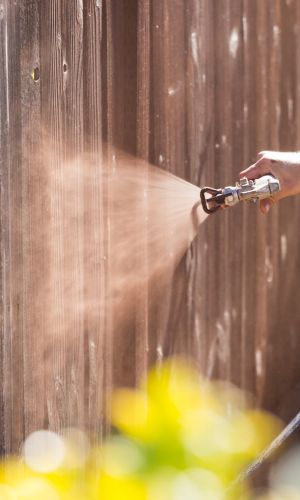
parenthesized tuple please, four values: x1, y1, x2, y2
(200, 175, 281, 214)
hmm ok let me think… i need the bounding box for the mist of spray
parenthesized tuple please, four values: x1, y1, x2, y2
(18, 145, 207, 432)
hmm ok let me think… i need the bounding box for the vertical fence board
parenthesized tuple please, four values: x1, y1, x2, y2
(1, 0, 24, 453)
(19, 0, 45, 440)
(135, 0, 150, 384)
(82, 0, 105, 437)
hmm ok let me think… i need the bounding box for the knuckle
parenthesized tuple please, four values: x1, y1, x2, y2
(257, 151, 267, 159)
(258, 156, 271, 168)
(258, 150, 272, 161)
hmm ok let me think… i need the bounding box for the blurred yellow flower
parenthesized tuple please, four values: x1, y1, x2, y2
(0, 357, 285, 499)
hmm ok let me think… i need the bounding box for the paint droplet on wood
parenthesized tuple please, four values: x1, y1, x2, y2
(229, 29, 239, 58)
(265, 246, 273, 285)
(288, 98, 294, 121)
(168, 87, 176, 96)
(276, 104, 281, 121)
(242, 16, 248, 42)
(273, 25, 280, 44)
(156, 344, 163, 360)
(281, 235, 287, 261)
(256, 350, 263, 377)
(190, 32, 198, 64)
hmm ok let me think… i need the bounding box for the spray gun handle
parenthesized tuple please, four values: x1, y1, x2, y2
(236, 174, 280, 204)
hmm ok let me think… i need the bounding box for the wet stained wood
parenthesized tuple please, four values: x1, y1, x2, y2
(1, 0, 300, 453)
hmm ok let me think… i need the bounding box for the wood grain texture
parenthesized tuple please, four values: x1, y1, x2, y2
(1, 0, 300, 453)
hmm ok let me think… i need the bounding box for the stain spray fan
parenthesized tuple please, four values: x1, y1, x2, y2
(200, 175, 281, 214)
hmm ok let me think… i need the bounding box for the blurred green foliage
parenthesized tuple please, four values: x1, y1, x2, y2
(0, 358, 283, 499)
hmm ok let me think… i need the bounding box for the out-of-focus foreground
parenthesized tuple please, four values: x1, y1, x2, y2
(0, 358, 293, 500)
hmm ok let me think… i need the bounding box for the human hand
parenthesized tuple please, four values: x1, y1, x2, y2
(240, 151, 300, 214)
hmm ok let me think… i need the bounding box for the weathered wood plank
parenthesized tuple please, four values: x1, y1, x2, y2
(0, 0, 24, 454)
(19, 0, 45, 441)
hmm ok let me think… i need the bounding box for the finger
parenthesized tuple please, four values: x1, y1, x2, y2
(257, 150, 271, 160)
(259, 199, 271, 214)
(259, 196, 276, 214)
(240, 158, 272, 180)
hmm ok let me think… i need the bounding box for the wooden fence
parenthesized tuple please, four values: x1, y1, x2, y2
(1, 0, 300, 454)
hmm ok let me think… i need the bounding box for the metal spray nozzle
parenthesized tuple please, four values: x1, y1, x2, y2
(200, 175, 280, 215)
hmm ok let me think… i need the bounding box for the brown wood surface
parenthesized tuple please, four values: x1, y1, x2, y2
(1, 0, 300, 454)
